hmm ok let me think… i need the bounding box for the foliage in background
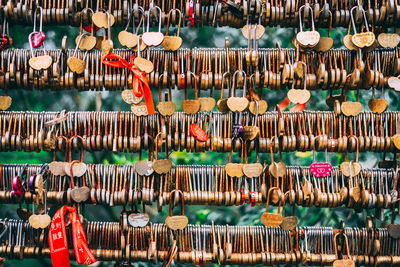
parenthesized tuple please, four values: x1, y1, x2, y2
(1, 24, 398, 266)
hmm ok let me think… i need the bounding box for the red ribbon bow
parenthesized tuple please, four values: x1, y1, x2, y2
(48, 206, 96, 267)
(102, 53, 155, 115)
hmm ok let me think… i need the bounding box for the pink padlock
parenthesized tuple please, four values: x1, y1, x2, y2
(29, 7, 46, 48)
(310, 149, 332, 177)
(11, 164, 27, 197)
(30, 32, 45, 48)
(310, 162, 332, 177)
(12, 176, 24, 197)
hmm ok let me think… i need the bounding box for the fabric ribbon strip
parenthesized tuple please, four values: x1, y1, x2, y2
(278, 97, 306, 112)
(102, 53, 155, 115)
(278, 97, 290, 111)
(290, 103, 306, 112)
(48, 206, 96, 267)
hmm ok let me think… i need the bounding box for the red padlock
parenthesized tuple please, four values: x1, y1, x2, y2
(250, 192, 256, 206)
(188, 0, 194, 27)
(180, 73, 186, 89)
(0, 18, 10, 51)
(189, 114, 213, 142)
(0, 35, 8, 51)
(240, 189, 245, 205)
(189, 123, 208, 142)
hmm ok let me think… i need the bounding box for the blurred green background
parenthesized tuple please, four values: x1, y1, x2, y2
(1, 23, 399, 266)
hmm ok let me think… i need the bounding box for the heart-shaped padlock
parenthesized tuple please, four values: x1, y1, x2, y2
(141, 7, 164, 47)
(30, 32, 46, 48)
(30, 7, 46, 48)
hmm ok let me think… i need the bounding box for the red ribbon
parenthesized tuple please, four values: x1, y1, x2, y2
(278, 97, 290, 111)
(83, 25, 99, 34)
(290, 103, 306, 112)
(48, 206, 96, 267)
(102, 53, 155, 115)
(278, 97, 306, 112)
